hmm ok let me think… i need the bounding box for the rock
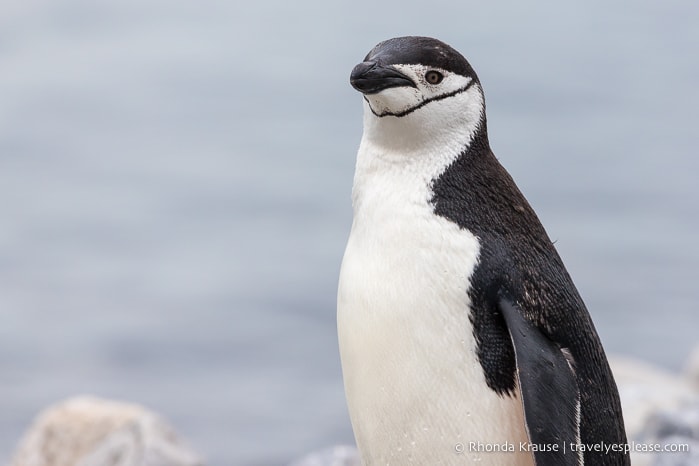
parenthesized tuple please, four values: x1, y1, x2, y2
(684, 344, 699, 391)
(609, 356, 699, 440)
(650, 435, 699, 466)
(287, 445, 360, 466)
(9, 396, 204, 466)
(610, 355, 699, 466)
(640, 408, 699, 441)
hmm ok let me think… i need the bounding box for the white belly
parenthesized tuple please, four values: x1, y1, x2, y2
(337, 168, 533, 466)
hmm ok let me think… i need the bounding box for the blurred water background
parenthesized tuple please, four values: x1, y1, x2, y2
(0, 1, 697, 465)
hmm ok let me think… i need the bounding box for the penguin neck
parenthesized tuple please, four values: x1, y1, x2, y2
(352, 108, 490, 221)
(356, 110, 488, 187)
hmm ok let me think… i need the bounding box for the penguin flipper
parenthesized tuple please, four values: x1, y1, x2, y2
(498, 296, 581, 466)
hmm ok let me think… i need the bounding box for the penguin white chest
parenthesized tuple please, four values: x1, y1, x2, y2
(337, 155, 532, 466)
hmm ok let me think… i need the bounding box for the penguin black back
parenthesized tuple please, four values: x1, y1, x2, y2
(432, 121, 629, 465)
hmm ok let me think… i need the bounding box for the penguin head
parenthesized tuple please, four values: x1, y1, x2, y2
(350, 36, 485, 139)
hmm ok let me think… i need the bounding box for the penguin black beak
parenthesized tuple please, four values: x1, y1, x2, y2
(350, 61, 416, 94)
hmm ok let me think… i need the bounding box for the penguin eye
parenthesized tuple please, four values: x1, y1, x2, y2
(425, 70, 443, 85)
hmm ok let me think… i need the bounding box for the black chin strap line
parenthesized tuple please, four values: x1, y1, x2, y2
(366, 79, 477, 118)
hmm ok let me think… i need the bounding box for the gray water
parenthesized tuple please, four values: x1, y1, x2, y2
(1, 1, 697, 465)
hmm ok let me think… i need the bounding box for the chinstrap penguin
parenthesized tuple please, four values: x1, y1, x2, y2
(337, 36, 629, 465)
